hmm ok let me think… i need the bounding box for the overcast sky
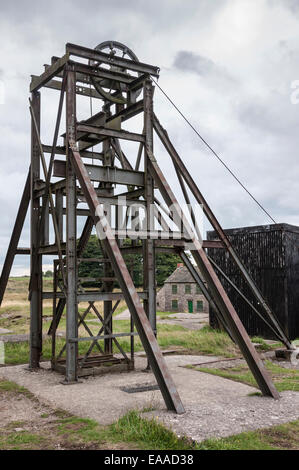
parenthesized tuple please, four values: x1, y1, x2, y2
(1, 0, 299, 275)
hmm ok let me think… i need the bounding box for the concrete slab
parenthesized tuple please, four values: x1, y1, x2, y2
(0, 355, 298, 442)
(0, 328, 13, 335)
(149, 391, 299, 442)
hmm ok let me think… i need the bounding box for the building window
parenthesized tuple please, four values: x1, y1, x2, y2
(185, 284, 191, 294)
(196, 285, 202, 294)
(172, 284, 177, 294)
(196, 300, 203, 312)
(172, 299, 178, 310)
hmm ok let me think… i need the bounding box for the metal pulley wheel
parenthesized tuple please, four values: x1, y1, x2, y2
(89, 41, 142, 104)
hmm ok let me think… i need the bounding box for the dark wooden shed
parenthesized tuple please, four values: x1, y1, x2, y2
(207, 223, 299, 340)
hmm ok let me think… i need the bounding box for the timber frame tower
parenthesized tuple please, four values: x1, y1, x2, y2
(1, 41, 292, 413)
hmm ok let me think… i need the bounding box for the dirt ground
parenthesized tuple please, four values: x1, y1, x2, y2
(1, 355, 299, 443)
(0, 382, 136, 450)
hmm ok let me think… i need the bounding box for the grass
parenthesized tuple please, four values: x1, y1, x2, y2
(107, 410, 195, 450)
(54, 411, 299, 450)
(0, 277, 283, 363)
(2, 320, 284, 367)
(4, 337, 115, 365)
(57, 417, 104, 443)
(111, 322, 239, 358)
(2, 316, 240, 365)
(1, 377, 299, 450)
(2, 408, 299, 450)
(0, 379, 33, 398)
(0, 431, 45, 449)
(251, 336, 281, 351)
(2, 278, 299, 450)
(0, 377, 189, 450)
(157, 325, 239, 357)
(95, 411, 299, 450)
(193, 360, 299, 392)
(196, 420, 299, 450)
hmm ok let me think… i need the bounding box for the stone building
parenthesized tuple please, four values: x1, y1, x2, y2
(156, 264, 209, 313)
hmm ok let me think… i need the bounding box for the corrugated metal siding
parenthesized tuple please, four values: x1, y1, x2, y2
(207, 224, 299, 340)
(285, 230, 299, 339)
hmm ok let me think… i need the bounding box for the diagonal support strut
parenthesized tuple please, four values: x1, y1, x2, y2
(0, 168, 31, 306)
(146, 148, 280, 400)
(69, 141, 185, 414)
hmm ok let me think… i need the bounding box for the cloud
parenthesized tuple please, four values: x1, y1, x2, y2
(1, 0, 299, 276)
(274, 0, 299, 13)
(173, 51, 218, 76)
(172, 50, 237, 95)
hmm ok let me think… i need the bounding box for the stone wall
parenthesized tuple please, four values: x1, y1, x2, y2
(157, 282, 209, 313)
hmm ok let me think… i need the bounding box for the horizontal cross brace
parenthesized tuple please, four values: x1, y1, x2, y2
(79, 277, 116, 283)
(120, 239, 224, 251)
(77, 196, 146, 207)
(72, 61, 135, 84)
(17, 239, 224, 256)
(66, 43, 160, 77)
(68, 332, 138, 343)
(35, 180, 115, 199)
(49, 57, 135, 85)
(16, 247, 30, 255)
(42, 292, 148, 301)
(38, 244, 66, 255)
(42, 144, 104, 160)
(30, 53, 69, 92)
(31, 77, 103, 100)
(53, 160, 145, 186)
(61, 101, 144, 143)
(113, 229, 189, 240)
(15, 238, 224, 257)
(45, 59, 146, 92)
(76, 124, 145, 143)
(77, 258, 110, 263)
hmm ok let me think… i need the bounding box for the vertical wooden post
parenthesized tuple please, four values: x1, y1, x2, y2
(65, 66, 78, 382)
(30, 91, 43, 369)
(143, 79, 156, 335)
(102, 136, 114, 355)
(55, 189, 63, 244)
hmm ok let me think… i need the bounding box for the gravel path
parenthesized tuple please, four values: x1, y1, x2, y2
(0, 333, 56, 343)
(1, 354, 298, 442)
(148, 391, 299, 442)
(0, 328, 13, 335)
(114, 310, 209, 330)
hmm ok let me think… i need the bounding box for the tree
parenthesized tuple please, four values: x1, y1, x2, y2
(156, 252, 181, 285)
(78, 235, 181, 286)
(78, 235, 104, 279)
(43, 270, 53, 278)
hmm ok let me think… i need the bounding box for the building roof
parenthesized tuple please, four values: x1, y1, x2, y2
(208, 222, 299, 237)
(165, 265, 199, 284)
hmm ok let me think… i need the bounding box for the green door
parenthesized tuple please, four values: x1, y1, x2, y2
(188, 300, 193, 313)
